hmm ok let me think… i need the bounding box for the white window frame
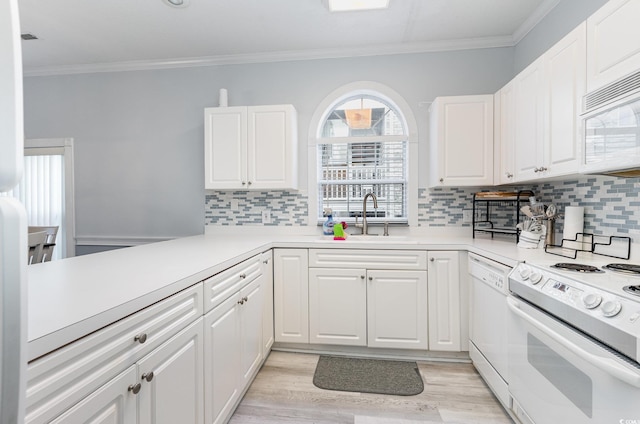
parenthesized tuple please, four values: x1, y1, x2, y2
(308, 81, 419, 227)
(24, 138, 76, 258)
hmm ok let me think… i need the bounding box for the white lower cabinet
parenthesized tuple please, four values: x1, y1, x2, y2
(261, 250, 274, 356)
(273, 248, 309, 343)
(305, 249, 429, 350)
(50, 366, 137, 424)
(427, 251, 462, 351)
(308, 267, 367, 346)
(204, 277, 263, 424)
(138, 319, 204, 424)
(50, 318, 205, 424)
(367, 269, 428, 350)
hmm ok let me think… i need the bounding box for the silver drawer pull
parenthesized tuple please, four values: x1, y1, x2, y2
(142, 372, 154, 382)
(240, 273, 247, 279)
(128, 383, 142, 394)
(238, 299, 245, 305)
(134, 333, 148, 344)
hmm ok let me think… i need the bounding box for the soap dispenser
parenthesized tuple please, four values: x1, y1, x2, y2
(322, 208, 334, 236)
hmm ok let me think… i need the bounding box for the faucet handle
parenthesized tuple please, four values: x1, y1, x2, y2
(354, 215, 362, 228)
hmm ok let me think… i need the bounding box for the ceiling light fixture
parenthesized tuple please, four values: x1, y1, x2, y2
(162, 0, 189, 8)
(326, 0, 390, 12)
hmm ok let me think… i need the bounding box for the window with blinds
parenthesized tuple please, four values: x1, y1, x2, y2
(317, 96, 408, 223)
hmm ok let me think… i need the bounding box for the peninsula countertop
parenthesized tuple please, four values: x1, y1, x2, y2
(28, 232, 629, 361)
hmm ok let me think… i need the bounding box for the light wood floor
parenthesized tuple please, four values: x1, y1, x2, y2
(230, 351, 514, 424)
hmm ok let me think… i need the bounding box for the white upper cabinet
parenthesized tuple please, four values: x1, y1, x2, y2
(513, 56, 545, 182)
(494, 81, 515, 185)
(429, 95, 494, 187)
(511, 23, 586, 182)
(586, 0, 640, 92)
(204, 104, 298, 190)
(543, 22, 586, 177)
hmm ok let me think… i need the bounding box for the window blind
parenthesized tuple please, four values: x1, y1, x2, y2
(318, 140, 407, 223)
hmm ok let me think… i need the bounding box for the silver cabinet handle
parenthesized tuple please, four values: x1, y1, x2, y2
(247, 181, 252, 185)
(134, 333, 148, 344)
(505, 172, 513, 178)
(242, 181, 246, 185)
(368, 276, 373, 281)
(430, 257, 435, 262)
(263, 259, 270, 264)
(539, 166, 548, 172)
(534, 167, 540, 173)
(142, 372, 154, 382)
(439, 178, 444, 183)
(361, 275, 365, 279)
(239, 273, 246, 279)
(238, 299, 245, 305)
(243, 296, 248, 302)
(128, 383, 142, 394)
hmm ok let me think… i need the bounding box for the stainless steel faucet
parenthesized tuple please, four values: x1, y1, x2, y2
(357, 192, 378, 235)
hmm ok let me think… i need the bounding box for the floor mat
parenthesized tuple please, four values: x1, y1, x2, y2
(313, 355, 424, 396)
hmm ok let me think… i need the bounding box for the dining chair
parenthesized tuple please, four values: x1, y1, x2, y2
(27, 231, 47, 264)
(29, 226, 59, 262)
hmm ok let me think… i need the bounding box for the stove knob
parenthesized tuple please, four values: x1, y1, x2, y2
(601, 300, 622, 317)
(582, 293, 602, 309)
(529, 271, 543, 285)
(518, 265, 531, 280)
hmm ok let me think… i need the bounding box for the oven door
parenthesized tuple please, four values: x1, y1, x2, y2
(507, 297, 640, 424)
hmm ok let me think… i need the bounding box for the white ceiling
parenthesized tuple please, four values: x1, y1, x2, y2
(18, 0, 559, 75)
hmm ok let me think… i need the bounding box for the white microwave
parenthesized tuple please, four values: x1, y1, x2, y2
(581, 71, 640, 177)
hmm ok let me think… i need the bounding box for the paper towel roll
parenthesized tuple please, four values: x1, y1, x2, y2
(563, 206, 584, 250)
(219, 88, 228, 107)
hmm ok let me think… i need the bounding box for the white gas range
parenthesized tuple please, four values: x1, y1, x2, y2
(506, 242, 640, 424)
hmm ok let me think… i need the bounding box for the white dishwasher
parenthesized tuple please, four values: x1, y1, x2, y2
(468, 252, 512, 408)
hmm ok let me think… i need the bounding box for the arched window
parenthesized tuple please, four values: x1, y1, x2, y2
(316, 93, 409, 224)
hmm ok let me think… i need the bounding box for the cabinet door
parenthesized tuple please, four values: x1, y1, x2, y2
(204, 107, 247, 190)
(261, 251, 274, 356)
(429, 95, 494, 187)
(427, 252, 461, 352)
(138, 318, 204, 424)
(50, 366, 137, 424)
(239, 278, 264, 386)
(367, 269, 428, 350)
(204, 295, 240, 424)
(543, 22, 586, 177)
(247, 105, 298, 190)
(513, 57, 545, 181)
(586, 0, 640, 91)
(273, 249, 309, 343)
(494, 82, 516, 185)
(308, 268, 367, 346)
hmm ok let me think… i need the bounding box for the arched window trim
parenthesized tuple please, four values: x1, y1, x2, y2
(308, 81, 419, 229)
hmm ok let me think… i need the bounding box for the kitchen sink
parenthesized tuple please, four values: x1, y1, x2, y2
(316, 235, 418, 244)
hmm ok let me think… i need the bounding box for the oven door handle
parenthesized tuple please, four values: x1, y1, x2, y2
(507, 297, 640, 388)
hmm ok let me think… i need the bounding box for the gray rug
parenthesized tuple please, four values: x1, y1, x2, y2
(313, 355, 424, 396)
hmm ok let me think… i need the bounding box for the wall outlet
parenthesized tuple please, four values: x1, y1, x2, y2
(462, 209, 473, 223)
(261, 210, 272, 224)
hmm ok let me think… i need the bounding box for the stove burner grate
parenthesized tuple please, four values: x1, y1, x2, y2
(623, 285, 640, 297)
(550, 263, 605, 273)
(603, 263, 640, 275)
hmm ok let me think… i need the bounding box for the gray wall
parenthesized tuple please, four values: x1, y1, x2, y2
(513, 0, 608, 74)
(24, 48, 513, 243)
(23, 0, 608, 249)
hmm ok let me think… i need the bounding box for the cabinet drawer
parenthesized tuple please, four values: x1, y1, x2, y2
(309, 249, 427, 270)
(25, 283, 203, 424)
(203, 254, 262, 313)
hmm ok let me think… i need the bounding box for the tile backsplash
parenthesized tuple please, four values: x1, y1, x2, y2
(205, 175, 640, 240)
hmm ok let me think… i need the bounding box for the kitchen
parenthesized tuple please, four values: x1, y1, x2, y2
(3, 0, 640, 423)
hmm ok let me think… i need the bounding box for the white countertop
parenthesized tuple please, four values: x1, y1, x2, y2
(27, 231, 639, 361)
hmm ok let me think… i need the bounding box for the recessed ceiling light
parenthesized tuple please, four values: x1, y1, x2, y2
(162, 0, 189, 8)
(327, 0, 390, 12)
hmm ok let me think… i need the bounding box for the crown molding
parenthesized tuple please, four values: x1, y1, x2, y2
(512, 0, 562, 44)
(23, 35, 515, 77)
